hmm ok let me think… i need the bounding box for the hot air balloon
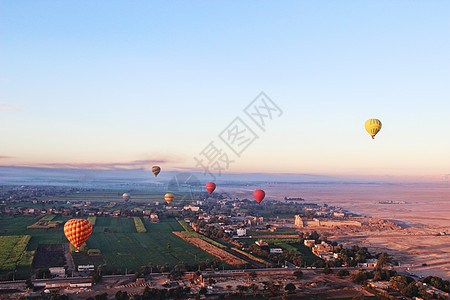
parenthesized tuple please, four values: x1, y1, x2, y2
(206, 182, 216, 194)
(152, 166, 161, 177)
(254, 189, 265, 204)
(164, 193, 174, 205)
(122, 193, 131, 202)
(365, 119, 382, 139)
(64, 219, 92, 250)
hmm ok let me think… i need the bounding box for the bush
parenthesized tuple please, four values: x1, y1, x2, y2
(337, 269, 350, 277)
(293, 270, 303, 279)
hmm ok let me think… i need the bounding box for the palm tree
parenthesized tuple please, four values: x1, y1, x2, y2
(250, 283, 258, 297)
(226, 285, 232, 298)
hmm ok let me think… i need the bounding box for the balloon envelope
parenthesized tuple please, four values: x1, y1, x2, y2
(365, 119, 382, 139)
(164, 193, 174, 205)
(152, 166, 161, 177)
(206, 182, 216, 194)
(254, 189, 265, 203)
(122, 193, 131, 201)
(64, 219, 92, 250)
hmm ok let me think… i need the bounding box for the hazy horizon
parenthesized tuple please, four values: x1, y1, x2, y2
(1, 1, 450, 177)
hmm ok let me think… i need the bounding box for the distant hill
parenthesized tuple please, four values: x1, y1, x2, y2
(0, 166, 446, 187)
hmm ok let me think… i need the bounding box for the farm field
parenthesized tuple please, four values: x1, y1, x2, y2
(75, 218, 217, 273)
(0, 216, 218, 277)
(276, 242, 323, 266)
(52, 189, 195, 204)
(0, 216, 69, 251)
(173, 232, 247, 266)
(0, 235, 34, 279)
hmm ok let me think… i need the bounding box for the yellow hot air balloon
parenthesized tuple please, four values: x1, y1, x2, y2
(365, 119, 382, 139)
(164, 193, 174, 205)
(64, 219, 93, 250)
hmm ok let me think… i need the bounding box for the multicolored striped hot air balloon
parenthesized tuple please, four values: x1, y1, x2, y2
(205, 182, 216, 194)
(164, 193, 174, 205)
(152, 166, 161, 177)
(365, 119, 382, 139)
(122, 193, 131, 202)
(64, 219, 93, 250)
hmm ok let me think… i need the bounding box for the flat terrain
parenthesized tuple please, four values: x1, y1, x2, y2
(228, 182, 450, 280)
(77, 218, 217, 273)
(0, 216, 217, 277)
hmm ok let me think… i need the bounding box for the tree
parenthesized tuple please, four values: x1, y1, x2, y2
(376, 252, 393, 269)
(323, 266, 331, 275)
(94, 293, 108, 300)
(90, 270, 102, 284)
(236, 285, 245, 297)
(268, 281, 281, 297)
(293, 270, 303, 279)
(25, 278, 34, 289)
(404, 282, 419, 298)
(336, 269, 350, 277)
(250, 283, 259, 297)
(226, 285, 232, 297)
(115, 291, 129, 300)
(199, 287, 208, 296)
(350, 271, 368, 284)
(208, 276, 216, 286)
(285, 283, 296, 294)
(168, 269, 185, 280)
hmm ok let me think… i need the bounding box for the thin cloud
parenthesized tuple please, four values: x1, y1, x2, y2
(0, 156, 13, 160)
(0, 102, 20, 112)
(13, 159, 179, 170)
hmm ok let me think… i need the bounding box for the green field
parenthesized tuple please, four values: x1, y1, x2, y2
(133, 217, 147, 233)
(276, 242, 323, 265)
(53, 189, 195, 205)
(0, 235, 34, 279)
(0, 215, 218, 277)
(87, 216, 97, 226)
(75, 218, 217, 273)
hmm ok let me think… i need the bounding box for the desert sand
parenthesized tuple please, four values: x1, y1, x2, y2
(227, 182, 450, 279)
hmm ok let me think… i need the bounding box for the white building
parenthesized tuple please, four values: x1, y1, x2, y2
(49, 267, 66, 277)
(236, 228, 246, 237)
(304, 239, 315, 247)
(270, 248, 283, 254)
(78, 265, 95, 272)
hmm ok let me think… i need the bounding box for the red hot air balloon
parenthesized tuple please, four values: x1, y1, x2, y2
(254, 189, 265, 204)
(206, 182, 216, 194)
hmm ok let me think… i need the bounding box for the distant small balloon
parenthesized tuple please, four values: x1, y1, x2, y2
(206, 182, 216, 194)
(164, 193, 174, 205)
(122, 193, 131, 202)
(365, 119, 382, 139)
(152, 166, 161, 177)
(254, 189, 265, 204)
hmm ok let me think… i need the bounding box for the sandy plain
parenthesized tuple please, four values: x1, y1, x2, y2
(227, 182, 450, 280)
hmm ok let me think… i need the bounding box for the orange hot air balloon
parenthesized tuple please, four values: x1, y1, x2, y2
(64, 219, 93, 250)
(206, 182, 216, 194)
(164, 193, 174, 205)
(152, 166, 161, 177)
(254, 189, 265, 204)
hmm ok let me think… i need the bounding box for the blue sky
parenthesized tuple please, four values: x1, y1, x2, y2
(1, 1, 449, 176)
